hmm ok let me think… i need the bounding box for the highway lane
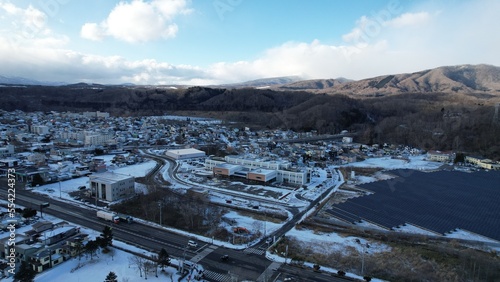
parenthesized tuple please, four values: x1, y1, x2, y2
(278, 264, 358, 282)
(202, 247, 270, 281)
(0, 187, 199, 258)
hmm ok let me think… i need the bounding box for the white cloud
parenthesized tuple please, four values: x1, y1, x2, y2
(80, 23, 105, 41)
(0, 1, 68, 48)
(385, 12, 431, 27)
(81, 0, 191, 43)
(1, 0, 500, 86)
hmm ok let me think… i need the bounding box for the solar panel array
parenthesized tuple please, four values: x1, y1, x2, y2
(327, 170, 500, 241)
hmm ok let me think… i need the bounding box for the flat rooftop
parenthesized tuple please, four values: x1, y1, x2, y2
(166, 148, 205, 155)
(89, 171, 134, 182)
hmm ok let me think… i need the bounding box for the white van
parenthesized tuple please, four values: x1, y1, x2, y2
(188, 240, 198, 248)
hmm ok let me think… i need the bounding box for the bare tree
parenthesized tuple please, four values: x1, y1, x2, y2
(128, 255, 145, 278)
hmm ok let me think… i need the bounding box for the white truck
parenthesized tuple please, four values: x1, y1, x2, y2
(97, 211, 120, 223)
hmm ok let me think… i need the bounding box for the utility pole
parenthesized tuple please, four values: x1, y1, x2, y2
(493, 103, 499, 125)
(357, 242, 370, 276)
(158, 201, 163, 225)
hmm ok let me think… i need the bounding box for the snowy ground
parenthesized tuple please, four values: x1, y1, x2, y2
(266, 226, 389, 282)
(32, 245, 184, 282)
(344, 155, 443, 171)
(286, 226, 391, 255)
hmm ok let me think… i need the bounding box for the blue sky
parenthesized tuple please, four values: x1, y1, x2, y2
(0, 0, 498, 85)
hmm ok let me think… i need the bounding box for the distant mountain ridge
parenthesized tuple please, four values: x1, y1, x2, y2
(0, 75, 66, 86)
(2, 64, 499, 94)
(279, 64, 500, 95)
(277, 78, 353, 90)
(216, 76, 303, 88)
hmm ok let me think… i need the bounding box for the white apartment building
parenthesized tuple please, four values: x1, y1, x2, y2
(84, 131, 114, 146)
(427, 151, 454, 162)
(83, 111, 110, 118)
(60, 131, 85, 142)
(0, 145, 14, 158)
(89, 172, 135, 202)
(277, 169, 311, 185)
(224, 156, 291, 170)
(31, 125, 50, 135)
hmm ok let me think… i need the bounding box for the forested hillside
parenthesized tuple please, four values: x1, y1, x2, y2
(1, 83, 499, 159)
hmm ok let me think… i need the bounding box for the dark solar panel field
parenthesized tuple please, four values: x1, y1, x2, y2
(327, 170, 500, 241)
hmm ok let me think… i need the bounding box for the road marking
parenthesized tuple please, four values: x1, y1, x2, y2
(190, 244, 218, 263)
(202, 269, 232, 282)
(256, 261, 281, 282)
(243, 247, 266, 255)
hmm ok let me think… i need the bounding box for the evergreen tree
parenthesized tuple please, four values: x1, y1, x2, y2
(100, 226, 113, 249)
(104, 271, 118, 282)
(85, 240, 99, 259)
(31, 173, 45, 186)
(13, 261, 36, 282)
(22, 207, 37, 219)
(157, 248, 170, 270)
(454, 152, 465, 163)
(74, 239, 84, 261)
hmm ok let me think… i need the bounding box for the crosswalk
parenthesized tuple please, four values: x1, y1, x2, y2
(191, 244, 218, 263)
(256, 261, 282, 282)
(202, 269, 232, 282)
(243, 247, 266, 255)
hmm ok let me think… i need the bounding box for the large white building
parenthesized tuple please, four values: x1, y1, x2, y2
(277, 169, 311, 185)
(84, 131, 115, 146)
(89, 172, 135, 202)
(165, 148, 206, 160)
(224, 156, 291, 170)
(207, 155, 310, 185)
(427, 151, 454, 162)
(31, 125, 50, 135)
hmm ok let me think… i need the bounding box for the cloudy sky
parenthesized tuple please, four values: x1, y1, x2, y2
(0, 0, 498, 85)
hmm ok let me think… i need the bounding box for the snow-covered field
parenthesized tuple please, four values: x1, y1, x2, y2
(265, 226, 389, 282)
(33, 244, 183, 282)
(286, 226, 391, 255)
(345, 155, 443, 171)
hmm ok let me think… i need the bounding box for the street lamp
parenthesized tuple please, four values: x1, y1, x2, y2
(357, 241, 370, 276)
(40, 202, 49, 218)
(157, 201, 163, 225)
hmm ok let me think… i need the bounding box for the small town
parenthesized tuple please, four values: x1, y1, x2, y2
(0, 110, 499, 281)
(1, 1, 500, 281)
